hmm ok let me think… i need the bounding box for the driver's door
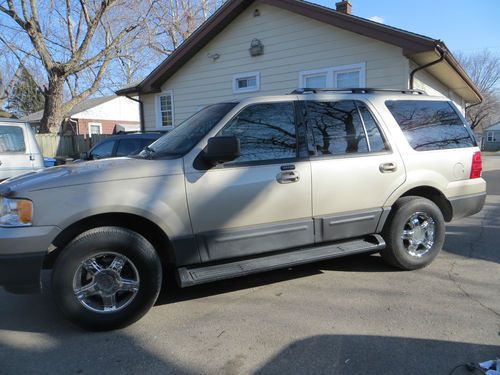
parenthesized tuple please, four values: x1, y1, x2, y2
(184, 101, 313, 262)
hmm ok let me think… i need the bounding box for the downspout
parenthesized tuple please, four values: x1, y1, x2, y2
(125, 95, 145, 133)
(409, 45, 446, 89)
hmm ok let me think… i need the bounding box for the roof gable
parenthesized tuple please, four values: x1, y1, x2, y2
(116, 0, 481, 103)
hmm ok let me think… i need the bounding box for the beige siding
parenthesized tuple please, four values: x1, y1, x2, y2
(142, 2, 410, 130)
(410, 61, 465, 113)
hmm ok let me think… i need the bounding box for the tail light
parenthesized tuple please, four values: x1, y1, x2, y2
(470, 151, 482, 179)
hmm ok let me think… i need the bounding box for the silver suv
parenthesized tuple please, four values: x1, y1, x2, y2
(0, 89, 486, 330)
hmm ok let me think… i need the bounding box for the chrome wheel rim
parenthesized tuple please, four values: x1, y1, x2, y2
(401, 212, 435, 258)
(72, 252, 140, 314)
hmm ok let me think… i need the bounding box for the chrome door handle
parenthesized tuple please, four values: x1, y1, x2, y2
(276, 171, 300, 184)
(379, 162, 397, 173)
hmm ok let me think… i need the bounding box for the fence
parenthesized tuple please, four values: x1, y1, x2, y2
(35, 134, 112, 158)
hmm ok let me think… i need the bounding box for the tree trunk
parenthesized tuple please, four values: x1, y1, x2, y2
(39, 76, 65, 134)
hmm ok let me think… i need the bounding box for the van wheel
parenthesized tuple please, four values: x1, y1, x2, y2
(381, 196, 445, 270)
(52, 227, 162, 331)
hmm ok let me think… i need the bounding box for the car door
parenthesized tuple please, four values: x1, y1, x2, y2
(0, 123, 31, 180)
(184, 100, 313, 262)
(303, 99, 406, 243)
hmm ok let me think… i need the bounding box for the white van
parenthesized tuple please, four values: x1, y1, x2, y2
(0, 119, 44, 181)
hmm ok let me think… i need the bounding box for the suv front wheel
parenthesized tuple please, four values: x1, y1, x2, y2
(381, 196, 445, 270)
(52, 227, 162, 330)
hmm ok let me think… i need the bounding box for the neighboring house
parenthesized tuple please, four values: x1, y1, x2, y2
(22, 95, 140, 135)
(482, 122, 500, 151)
(116, 0, 481, 132)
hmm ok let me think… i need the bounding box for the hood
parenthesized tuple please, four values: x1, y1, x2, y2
(0, 157, 183, 197)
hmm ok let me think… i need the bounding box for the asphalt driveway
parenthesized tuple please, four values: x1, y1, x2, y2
(0, 158, 499, 375)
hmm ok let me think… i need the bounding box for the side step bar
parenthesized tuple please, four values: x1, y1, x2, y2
(177, 234, 385, 287)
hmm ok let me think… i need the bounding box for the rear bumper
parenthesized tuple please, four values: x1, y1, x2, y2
(0, 225, 60, 293)
(449, 192, 486, 220)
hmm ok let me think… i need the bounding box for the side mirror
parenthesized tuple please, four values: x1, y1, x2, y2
(80, 151, 89, 160)
(204, 136, 240, 164)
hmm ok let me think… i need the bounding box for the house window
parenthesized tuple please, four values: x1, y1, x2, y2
(487, 131, 495, 142)
(157, 91, 174, 128)
(88, 122, 102, 137)
(299, 63, 366, 89)
(233, 72, 260, 93)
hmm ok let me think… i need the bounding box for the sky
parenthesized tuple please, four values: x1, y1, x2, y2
(312, 0, 500, 54)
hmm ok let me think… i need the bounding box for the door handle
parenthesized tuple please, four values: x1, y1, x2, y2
(379, 162, 397, 173)
(276, 170, 300, 184)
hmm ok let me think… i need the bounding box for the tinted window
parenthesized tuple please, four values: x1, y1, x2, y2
(0, 126, 25, 153)
(358, 103, 388, 152)
(116, 139, 143, 156)
(90, 141, 114, 159)
(145, 103, 238, 158)
(306, 100, 369, 155)
(385, 100, 475, 151)
(219, 102, 297, 163)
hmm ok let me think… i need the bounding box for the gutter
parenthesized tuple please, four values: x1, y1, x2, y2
(125, 95, 145, 133)
(409, 45, 446, 90)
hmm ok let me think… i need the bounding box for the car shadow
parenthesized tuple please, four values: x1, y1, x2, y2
(254, 334, 500, 375)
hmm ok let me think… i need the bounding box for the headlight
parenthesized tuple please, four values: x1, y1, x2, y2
(0, 197, 33, 227)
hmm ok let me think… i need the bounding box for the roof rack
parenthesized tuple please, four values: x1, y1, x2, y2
(290, 88, 426, 95)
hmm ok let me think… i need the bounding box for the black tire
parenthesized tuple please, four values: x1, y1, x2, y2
(381, 196, 445, 270)
(52, 226, 162, 331)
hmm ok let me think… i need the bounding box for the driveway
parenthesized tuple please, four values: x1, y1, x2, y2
(1, 158, 499, 375)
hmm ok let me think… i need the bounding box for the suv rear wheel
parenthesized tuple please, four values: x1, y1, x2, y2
(381, 196, 445, 270)
(52, 227, 162, 330)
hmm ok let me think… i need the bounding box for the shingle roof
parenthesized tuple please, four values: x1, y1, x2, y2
(21, 95, 117, 122)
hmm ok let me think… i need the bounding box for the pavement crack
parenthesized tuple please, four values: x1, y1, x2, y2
(447, 261, 500, 319)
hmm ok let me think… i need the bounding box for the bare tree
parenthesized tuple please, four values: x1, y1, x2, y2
(0, 0, 151, 133)
(145, 0, 223, 55)
(457, 50, 500, 131)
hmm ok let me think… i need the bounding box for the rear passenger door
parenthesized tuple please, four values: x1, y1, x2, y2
(303, 99, 405, 243)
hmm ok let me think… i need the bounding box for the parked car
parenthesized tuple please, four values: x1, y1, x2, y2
(0, 119, 44, 182)
(78, 132, 162, 161)
(0, 89, 486, 330)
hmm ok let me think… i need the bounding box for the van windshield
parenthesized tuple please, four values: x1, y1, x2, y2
(138, 102, 238, 159)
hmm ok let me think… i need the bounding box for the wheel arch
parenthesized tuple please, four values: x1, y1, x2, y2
(44, 213, 175, 269)
(398, 186, 452, 222)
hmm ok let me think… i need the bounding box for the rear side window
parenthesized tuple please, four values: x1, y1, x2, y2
(0, 126, 25, 153)
(305, 100, 388, 156)
(385, 100, 475, 151)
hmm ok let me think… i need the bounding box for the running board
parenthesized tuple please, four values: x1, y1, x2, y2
(177, 234, 385, 287)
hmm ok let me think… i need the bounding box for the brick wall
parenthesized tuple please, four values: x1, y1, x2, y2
(76, 118, 140, 135)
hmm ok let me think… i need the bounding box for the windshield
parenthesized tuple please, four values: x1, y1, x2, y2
(139, 102, 238, 159)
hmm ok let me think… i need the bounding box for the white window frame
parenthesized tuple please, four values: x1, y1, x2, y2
(487, 131, 494, 142)
(233, 71, 260, 94)
(156, 90, 175, 129)
(88, 122, 102, 137)
(299, 62, 366, 89)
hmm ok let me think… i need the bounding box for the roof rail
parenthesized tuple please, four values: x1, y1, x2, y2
(290, 88, 426, 95)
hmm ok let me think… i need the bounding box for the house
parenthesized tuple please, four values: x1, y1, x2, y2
(482, 122, 500, 151)
(116, 0, 481, 132)
(22, 95, 140, 135)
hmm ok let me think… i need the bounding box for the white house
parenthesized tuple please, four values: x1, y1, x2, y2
(116, 0, 481, 131)
(22, 95, 140, 135)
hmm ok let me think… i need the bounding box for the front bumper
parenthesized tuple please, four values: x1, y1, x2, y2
(0, 252, 46, 293)
(449, 192, 487, 220)
(0, 225, 60, 293)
